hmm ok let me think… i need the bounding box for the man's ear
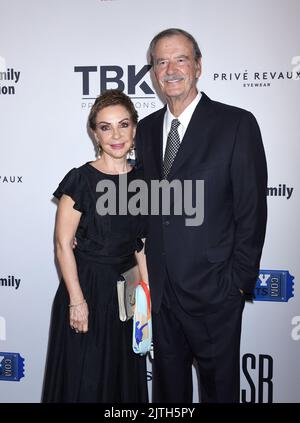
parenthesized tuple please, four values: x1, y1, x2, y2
(196, 59, 202, 79)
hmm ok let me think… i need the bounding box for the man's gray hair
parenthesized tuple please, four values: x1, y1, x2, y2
(149, 28, 202, 66)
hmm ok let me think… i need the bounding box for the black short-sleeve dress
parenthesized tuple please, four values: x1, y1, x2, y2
(42, 163, 148, 403)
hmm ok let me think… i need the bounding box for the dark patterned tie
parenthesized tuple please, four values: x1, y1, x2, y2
(163, 118, 181, 178)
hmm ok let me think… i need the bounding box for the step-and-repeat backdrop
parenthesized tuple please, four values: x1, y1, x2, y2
(0, 0, 299, 403)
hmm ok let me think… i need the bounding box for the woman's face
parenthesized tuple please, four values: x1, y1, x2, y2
(93, 104, 136, 160)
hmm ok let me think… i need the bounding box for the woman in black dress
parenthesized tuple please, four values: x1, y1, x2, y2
(42, 90, 148, 402)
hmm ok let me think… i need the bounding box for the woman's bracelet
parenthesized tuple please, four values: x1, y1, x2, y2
(69, 299, 86, 308)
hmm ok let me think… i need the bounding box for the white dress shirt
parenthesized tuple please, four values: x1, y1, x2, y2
(163, 91, 202, 158)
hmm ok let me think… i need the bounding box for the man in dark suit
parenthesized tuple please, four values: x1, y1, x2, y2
(135, 28, 267, 403)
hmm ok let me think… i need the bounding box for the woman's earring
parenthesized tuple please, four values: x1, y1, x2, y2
(97, 144, 102, 159)
(128, 143, 135, 160)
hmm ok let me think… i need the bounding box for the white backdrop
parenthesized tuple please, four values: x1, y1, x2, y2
(0, 0, 299, 403)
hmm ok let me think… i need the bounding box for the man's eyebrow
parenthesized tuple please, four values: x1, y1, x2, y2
(156, 54, 189, 62)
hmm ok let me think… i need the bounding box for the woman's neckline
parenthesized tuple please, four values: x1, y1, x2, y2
(86, 161, 134, 176)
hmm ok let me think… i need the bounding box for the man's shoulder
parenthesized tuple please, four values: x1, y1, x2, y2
(203, 94, 261, 134)
(204, 93, 253, 120)
(138, 106, 166, 128)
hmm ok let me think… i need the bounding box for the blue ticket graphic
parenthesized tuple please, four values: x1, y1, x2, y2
(0, 352, 25, 381)
(254, 270, 294, 302)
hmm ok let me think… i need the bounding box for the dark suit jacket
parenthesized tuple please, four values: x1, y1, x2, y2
(136, 92, 268, 315)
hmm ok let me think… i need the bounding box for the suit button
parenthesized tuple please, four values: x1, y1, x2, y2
(164, 220, 170, 226)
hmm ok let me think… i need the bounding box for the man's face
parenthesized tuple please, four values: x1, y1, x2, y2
(153, 34, 201, 103)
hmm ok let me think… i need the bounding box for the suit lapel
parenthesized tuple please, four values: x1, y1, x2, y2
(167, 92, 213, 179)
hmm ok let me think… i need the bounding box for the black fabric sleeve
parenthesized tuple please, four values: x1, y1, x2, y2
(53, 168, 90, 213)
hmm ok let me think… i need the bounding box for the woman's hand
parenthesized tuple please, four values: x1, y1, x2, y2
(69, 300, 89, 333)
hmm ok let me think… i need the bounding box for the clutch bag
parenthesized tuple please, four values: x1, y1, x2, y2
(117, 264, 141, 322)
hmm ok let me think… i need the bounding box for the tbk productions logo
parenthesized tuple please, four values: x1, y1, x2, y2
(254, 270, 294, 302)
(74, 64, 157, 111)
(0, 352, 25, 382)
